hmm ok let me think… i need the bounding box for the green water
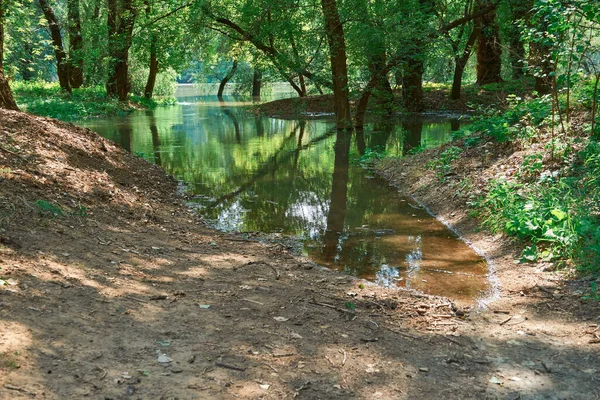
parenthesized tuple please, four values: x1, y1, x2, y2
(78, 85, 491, 304)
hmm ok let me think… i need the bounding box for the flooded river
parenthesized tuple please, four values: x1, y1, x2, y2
(78, 85, 492, 304)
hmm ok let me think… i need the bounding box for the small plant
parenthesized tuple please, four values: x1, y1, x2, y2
(34, 200, 87, 218)
(354, 146, 386, 167)
(517, 153, 544, 179)
(427, 146, 463, 180)
(344, 301, 356, 310)
(35, 200, 64, 217)
(0, 352, 20, 370)
(582, 281, 600, 301)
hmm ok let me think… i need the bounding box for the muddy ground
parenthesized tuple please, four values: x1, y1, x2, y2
(0, 109, 599, 399)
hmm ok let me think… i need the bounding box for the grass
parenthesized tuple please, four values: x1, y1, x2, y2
(12, 81, 176, 121)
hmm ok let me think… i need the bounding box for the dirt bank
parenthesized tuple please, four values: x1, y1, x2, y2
(255, 84, 528, 120)
(1, 109, 598, 399)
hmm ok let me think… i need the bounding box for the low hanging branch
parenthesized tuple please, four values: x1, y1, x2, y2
(202, 5, 333, 91)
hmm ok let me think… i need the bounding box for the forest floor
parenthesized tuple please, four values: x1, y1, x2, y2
(0, 109, 599, 399)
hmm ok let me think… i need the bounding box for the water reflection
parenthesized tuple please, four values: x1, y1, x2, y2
(78, 94, 489, 304)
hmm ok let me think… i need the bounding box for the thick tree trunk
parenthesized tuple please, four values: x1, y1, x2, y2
(0, 1, 18, 110)
(475, 0, 502, 85)
(106, 0, 136, 101)
(369, 49, 393, 113)
(144, 41, 158, 99)
(67, 0, 83, 88)
(252, 68, 262, 99)
(217, 59, 238, 99)
(450, 24, 480, 100)
(403, 56, 424, 112)
(321, 0, 351, 130)
(38, 0, 72, 93)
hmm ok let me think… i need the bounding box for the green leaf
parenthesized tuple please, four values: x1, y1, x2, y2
(551, 209, 567, 221)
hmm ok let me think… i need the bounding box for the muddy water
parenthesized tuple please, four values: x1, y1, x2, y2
(78, 85, 491, 304)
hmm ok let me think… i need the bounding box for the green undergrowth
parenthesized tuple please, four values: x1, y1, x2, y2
(447, 95, 600, 275)
(12, 81, 176, 121)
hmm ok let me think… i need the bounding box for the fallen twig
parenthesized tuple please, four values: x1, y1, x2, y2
(124, 295, 148, 304)
(308, 299, 355, 315)
(0, 145, 27, 161)
(215, 361, 246, 371)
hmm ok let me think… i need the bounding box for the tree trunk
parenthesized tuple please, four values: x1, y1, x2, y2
(508, 30, 525, 79)
(144, 41, 158, 99)
(67, 0, 83, 88)
(403, 56, 424, 112)
(450, 24, 480, 100)
(320, 0, 351, 130)
(0, 0, 18, 110)
(529, 41, 553, 95)
(369, 48, 393, 113)
(217, 59, 238, 99)
(475, 0, 502, 85)
(38, 0, 72, 93)
(252, 68, 262, 99)
(106, 0, 136, 101)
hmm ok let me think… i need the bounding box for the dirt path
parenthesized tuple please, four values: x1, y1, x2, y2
(0, 109, 598, 399)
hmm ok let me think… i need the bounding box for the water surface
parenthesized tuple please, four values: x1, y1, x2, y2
(79, 87, 490, 304)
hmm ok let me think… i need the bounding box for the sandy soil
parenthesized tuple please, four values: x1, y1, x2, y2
(0, 109, 599, 399)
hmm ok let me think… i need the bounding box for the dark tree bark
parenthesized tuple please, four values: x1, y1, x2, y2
(475, 0, 502, 85)
(403, 55, 425, 112)
(450, 24, 481, 100)
(0, 0, 18, 110)
(67, 0, 83, 88)
(38, 0, 72, 93)
(106, 0, 136, 101)
(321, 0, 351, 130)
(252, 68, 262, 99)
(530, 42, 552, 95)
(217, 59, 238, 99)
(144, 41, 158, 99)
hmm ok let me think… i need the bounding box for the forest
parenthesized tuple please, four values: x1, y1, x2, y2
(1, 0, 600, 398)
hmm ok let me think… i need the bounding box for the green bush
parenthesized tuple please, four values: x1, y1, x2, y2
(454, 96, 552, 144)
(474, 141, 600, 273)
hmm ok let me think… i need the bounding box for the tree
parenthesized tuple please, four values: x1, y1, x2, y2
(217, 58, 238, 99)
(67, 0, 83, 88)
(475, 0, 502, 84)
(0, 0, 18, 110)
(106, 0, 136, 101)
(38, 0, 72, 93)
(321, 0, 351, 129)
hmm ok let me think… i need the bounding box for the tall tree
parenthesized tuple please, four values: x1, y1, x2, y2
(67, 0, 83, 88)
(106, 0, 136, 101)
(475, 0, 502, 84)
(320, 0, 351, 129)
(0, 0, 18, 110)
(38, 0, 72, 93)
